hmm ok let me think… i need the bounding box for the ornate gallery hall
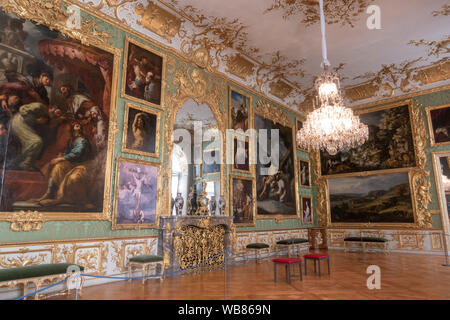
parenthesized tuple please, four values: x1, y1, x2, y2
(0, 0, 449, 309)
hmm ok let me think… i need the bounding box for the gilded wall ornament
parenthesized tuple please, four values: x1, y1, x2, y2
(254, 100, 291, 128)
(2, 0, 113, 47)
(225, 54, 256, 81)
(269, 79, 294, 100)
(7, 211, 45, 232)
(432, 4, 450, 16)
(0, 253, 46, 268)
(264, 0, 373, 27)
(134, 1, 184, 43)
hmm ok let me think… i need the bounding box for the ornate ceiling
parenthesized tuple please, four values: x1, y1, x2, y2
(75, 0, 449, 113)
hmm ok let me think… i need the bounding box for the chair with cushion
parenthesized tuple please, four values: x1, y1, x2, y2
(276, 238, 309, 256)
(304, 253, 330, 277)
(128, 254, 164, 284)
(246, 243, 270, 263)
(272, 258, 303, 283)
(0, 263, 85, 300)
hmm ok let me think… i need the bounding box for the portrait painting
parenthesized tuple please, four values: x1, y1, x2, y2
(232, 137, 250, 173)
(296, 119, 306, 151)
(123, 37, 164, 109)
(0, 9, 117, 217)
(231, 176, 255, 226)
(203, 149, 220, 176)
(229, 88, 250, 131)
(427, 104, 450, 146)
(328, 171, 414, 224)
(254, 114, 297, 216)
(123, 103, 160, 158)
(112, 158, 159, 229)
(299, 159, 311, 187)
(301, 196, 313, 224)
(320, 103, 416, 176)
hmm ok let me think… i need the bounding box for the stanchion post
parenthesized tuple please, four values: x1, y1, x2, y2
(443, 232, 450, 267)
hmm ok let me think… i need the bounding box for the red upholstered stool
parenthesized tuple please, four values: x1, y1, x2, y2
(272, 258, 303, 283)
(304, 254, 330, 276)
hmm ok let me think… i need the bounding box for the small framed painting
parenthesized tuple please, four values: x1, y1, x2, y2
(122, 103, 160, 158)
(301, 196, 313, 225)
(122, 37, 165, 109)
(296, 119, 307, 151)
(298, 159, 311, 188)
(112, 158, 160, 230)
(229, 87, 251, 131)
(426, 104, 450, 147)
(230, 175, 255, 226)
(232, 137, 250, 173)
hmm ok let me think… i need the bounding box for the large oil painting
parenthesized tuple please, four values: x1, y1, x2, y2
(321, 104, 416, 176)
(255, 113, 297, 216)
(112, 158, 159, 229)
(0, 9, 116, 215)
(328, 172, 414, 224)
(427, 104, 450, 146)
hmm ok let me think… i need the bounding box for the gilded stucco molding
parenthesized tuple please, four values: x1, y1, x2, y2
(432, 4, 450, 16)
(2, 0, 113, 47)
(254, 100, 291, 128)
(7, 211, 45, 232)
(409, 36, 450, 58)
(264, 0, 373, 27)
(225, 54, 256, 81)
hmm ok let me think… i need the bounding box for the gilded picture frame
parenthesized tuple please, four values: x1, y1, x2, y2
(122, 102, 161, 158)
(121, 36, 166, 110)
(301, 196, 313, 225)
(0, 3, 121, 222)
(298, 158, 311, 188)
(231, 136, 253, 174)
(230, 174, 256, 227)
(426, 103, 450, 147)
(253, 108, 300, 221)
(112, 157, 161, 230)
(325, 168, 418, 229)
(228, 86, 253, 132)
(295, 118, 307, 152)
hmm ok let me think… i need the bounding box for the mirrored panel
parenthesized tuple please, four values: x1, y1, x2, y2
(171, 99, 222, 215)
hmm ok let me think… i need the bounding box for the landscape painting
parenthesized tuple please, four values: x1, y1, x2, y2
(321, 104, 416, 175)
(112, 158, 158, 229)
(0, 9, 115, 215)
(427, 104, 450, 146)
(328, 172, 414, 224)
(255, 114, 297, 216)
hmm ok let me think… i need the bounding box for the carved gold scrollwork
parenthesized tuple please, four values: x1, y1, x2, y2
(0, 253, 46, 268)
(254, 100, 291, 128)
(1, 0, 113, 47)
(8, 211, 45, 232)
(225, 54, 255, 81)
(269, 79, 294, 100)
(134, 1, 184, 43)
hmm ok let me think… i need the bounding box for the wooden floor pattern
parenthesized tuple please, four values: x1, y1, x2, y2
(55, 250, 450, 300)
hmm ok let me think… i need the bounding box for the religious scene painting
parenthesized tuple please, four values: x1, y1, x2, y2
(320, 104, 416, 176)
(231, 176, 255, 226)
(254, 114, 297, 216)
(123, 103, 159, 158)
(232, 137, 250, 173)
(229, 88, 250, 131)
(328, 172, 414, 224)
(301, 196, 312, 224)
(427, 104, 450, 146)
(113, 158, 158, 229)
(0, 10, 115, 214)
(299, 159, 311, 187)
(123, 38, 164, 108)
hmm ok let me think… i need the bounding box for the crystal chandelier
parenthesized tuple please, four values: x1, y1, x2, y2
(296, 0, 368, 155)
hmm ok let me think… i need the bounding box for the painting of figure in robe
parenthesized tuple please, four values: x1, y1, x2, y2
(320, 104, 416, 175)
(428, 104, 450, 146)
(0, 9, 115, 214)
(254, 114, 297, 216)
(229, 89, 250, 131)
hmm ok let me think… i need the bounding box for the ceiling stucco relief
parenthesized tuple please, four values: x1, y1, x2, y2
(74, 0, 449, 112)
(264, 0, 374, 27)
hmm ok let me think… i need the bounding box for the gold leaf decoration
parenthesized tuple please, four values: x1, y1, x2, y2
(8, 211, 45, 232)
(255, 100, 291, 128)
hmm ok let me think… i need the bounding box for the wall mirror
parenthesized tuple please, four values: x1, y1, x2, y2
(171, 99, 222, 215)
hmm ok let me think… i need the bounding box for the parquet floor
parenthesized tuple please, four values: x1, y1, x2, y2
(55, 250, 450, 300)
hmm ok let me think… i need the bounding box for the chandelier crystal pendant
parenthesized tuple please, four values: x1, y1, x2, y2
(296, 0, 369, 155)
